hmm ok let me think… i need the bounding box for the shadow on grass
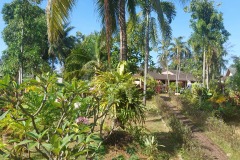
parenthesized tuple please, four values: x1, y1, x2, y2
(152, 131, 183, 155)
(160, 96, 171, 101)
(103, 131, 133, 148)
(145, 118, 162, 122)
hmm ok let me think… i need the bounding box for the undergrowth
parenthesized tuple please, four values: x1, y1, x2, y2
(205, 117, 240, 160)
(156, 95, 209, 159)
(174, 93, 240, 160)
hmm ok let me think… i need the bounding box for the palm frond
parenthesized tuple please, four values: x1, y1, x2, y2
(96, 0, 118, 63)
(149, 17, 158, 47)
(160, 1, 176, 23)
(46, 0, 76, 48)
(151, 0, 175, 40)
(127, 0, 137, 22)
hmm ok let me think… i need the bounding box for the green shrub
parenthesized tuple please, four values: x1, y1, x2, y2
(168, 116, 192, 145)
(0, 68, 146, 159)
(0, 74, 102, 159)
(91, 70, 146, 133)
(169, 82, 176, 94)
(146, 88, 155, 100)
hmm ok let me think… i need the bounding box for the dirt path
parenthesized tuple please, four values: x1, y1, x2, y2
(160, 95, 229, 160)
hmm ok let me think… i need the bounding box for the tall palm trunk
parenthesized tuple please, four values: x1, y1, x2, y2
(203, 47, 206, 87)
(143, 8, 150, 105)
(51, 57, 55, 70)
(104, 0, 111, 64)
(166, 60, 170, 94)
(178, 53, 181, 92)
(19, 8, 24, 85)
(118, 0, 128, 61)
(206, 63, 209, 89)
(46, 0, 52, 45)
(175, 48, 179, 93)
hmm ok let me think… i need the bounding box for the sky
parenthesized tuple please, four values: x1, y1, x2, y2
(0, 0, 239, 69)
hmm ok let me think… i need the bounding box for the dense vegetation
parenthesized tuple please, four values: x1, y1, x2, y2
(0, 0, 240, 159)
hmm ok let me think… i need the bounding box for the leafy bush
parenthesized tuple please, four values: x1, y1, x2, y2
(169, 82, 176, 94)
(0, 66, 146, 159)
(0, 74, 102, 159)
(146, 76, 157, 99)
(91, 70, 145, 133)
(143, 135, 159, 158)
(168, 116, 191, 145)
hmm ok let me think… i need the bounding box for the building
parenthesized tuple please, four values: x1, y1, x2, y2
(221, 67, 236, 82)
(225, 67, 236, 77)
(148, 69, 196, 93)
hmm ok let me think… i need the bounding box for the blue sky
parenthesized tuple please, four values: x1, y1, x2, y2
(0, 0, 239, 69)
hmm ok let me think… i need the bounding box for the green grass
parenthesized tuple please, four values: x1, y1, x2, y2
(172, 94, 240, 160)
(204, 117, 240, 160)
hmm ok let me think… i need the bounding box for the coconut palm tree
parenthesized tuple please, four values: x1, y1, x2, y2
(96, 0, 137, 62)
(170, 36, 188, 93)
(46, 0, 76, 51)
(49, 23, 76, 69)
(47, 0, 137, 63)
(138, 0, 176, 105)
(158, 40, 171, 94)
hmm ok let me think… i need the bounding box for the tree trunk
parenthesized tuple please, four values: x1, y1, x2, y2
(19, 14, 24, 84)
(206, 63, 209, 89)
(46, 0, 52, 42)
(175, 48, 179, 93)
(178, 54, 181, 92)
(143, 8, 150, 105)
(51, 57, 55, 70)
(203, 48, 206, 87)
(166, 59, 170, 94)
(104, 0, 111, 64)
(118, 0, 127, 61)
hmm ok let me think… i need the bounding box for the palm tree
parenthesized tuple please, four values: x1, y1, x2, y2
(49, 23, 76, 69)
(96, 0, 118, 64)
(188, 0, 230, 89)
(170, 36, 188, 93)
(138, 0, 176, 105)
(96, 0, 137, 62)
(46, 0, 76, 51)
(158, 40, 171, 94)
(47, 0, 137, 63)
(64, 32, 103, 80)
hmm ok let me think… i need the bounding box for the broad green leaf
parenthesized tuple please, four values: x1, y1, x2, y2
(28, 142, 39, 150)
(76, 135, 85, 144)
(73, 150, 88, 157)
(26, 131, 39, 140)
(50, 135, 61, 154)
(51, 134, 61, 148)
(60, 134, 74, 149)
(56, 128, 63, 134)
(0, 110, 9, 121)
(0, 75, 10, 86)
(39, 129, 49, 139)
(53, 148, 61, 155)
(42, 143, 52, 151)
(15, 140, 33, 147)
(36, 76, 41, 82)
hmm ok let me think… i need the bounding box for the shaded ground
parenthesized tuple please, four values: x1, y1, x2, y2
(102, 98, 184, 160)
(160, 95, 229, 160)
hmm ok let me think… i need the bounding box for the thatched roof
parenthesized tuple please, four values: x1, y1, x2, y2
(148, 69, 196, 82)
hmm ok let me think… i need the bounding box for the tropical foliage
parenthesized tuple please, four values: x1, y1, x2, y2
(1, 0, 239, 159)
